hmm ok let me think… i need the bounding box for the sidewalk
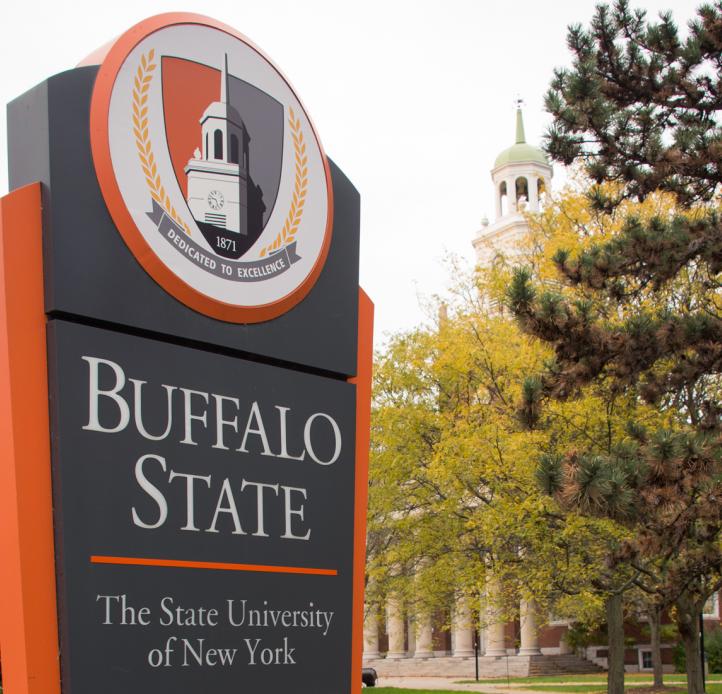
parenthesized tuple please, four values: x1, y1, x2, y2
(376, 676, 560, 692)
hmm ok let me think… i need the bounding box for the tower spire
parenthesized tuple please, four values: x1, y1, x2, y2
(515, 105, 526, 144)
(220, 54, 229, 104)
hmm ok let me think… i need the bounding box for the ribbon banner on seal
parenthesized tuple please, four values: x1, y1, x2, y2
(146, 200, 301, 283)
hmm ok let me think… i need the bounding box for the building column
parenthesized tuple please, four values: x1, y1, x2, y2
(528, 176, 539, 212)
(519, 599, 542, 655)
(484, 620, 507, 656)
(414, 613, 434, 658)
(452, 596, 475, 657)
(478, 623, 487, 656)
(386, 596, 407, 659)
(507, 178, 517, 213)
(484, 580, 507, 656)
(495, 181, 503, 219)
(363, 608, 380, 660)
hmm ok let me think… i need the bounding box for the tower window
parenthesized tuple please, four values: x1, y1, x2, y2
(499, 181, 508, 216)
(538, 178, 547, 208)
(214, 129, 224, 160)
(205, 133, 209, 159)
(230, 134, 239, 164)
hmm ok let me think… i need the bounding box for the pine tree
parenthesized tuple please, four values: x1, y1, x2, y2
(509, 4, 722, 694)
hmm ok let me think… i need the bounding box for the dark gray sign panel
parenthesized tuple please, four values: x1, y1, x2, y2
(48, 319, 356, 693)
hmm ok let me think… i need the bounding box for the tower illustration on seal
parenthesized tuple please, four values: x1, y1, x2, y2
(185, 55, 250, 236)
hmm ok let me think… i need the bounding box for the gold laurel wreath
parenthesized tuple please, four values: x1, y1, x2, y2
(132, 50, 191, 236)
(259, 107, 308, 258)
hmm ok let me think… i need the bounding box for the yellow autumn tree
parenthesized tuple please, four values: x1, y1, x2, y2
(367, 181, 676, 648)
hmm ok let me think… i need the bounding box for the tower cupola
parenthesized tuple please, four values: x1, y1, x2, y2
(199, 55, 248, 172)
(491, 106, 552, 219)
(472, 103, 554, 269)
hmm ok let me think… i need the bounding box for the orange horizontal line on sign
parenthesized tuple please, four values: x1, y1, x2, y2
(90, 555, 337, 576)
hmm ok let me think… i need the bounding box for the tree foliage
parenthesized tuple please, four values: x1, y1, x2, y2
(367, 186, 671, 633)
(507, 4, 722, 693)
(546, 0, 722, 205)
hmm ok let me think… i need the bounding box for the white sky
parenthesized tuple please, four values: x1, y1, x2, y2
(0, 0, 702, 346)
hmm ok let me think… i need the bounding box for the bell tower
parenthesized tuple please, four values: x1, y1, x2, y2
(472, 103, 553, 267)
(185, 55, 250, 235)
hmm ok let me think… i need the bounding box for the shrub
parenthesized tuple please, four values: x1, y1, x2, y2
(673, 628, 722, 673)
(563, 623, 599, 653)
(705, 629, 722, 674)
(673, 642, 686, 674)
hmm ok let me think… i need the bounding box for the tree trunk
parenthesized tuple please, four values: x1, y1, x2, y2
(606, 593, 625, 694)
(676, 594, 704, 694)
(648, 606, 664, 688)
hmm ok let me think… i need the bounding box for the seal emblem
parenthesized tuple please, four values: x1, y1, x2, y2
(90, 14, 333, 323)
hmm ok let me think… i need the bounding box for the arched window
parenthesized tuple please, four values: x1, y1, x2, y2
(230, 134, 239, 164)
(499, 181, 508, 216)
(214, 129, 223, 160)
(205, 133, 209, 159)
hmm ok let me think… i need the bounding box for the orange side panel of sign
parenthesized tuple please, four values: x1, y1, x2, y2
(349, 288, 374, 694)
(0, 183, 61, 694)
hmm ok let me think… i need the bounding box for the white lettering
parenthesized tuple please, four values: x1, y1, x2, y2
(132, 454, 168, 529)
(180, 388, 209, 445)
(168, 471, 212, 531)
(281, 485, 311, 541)
(304, 413, 342, 465)
(240, 479, 279, 537)
(207, 478, 245, 535)
(212, 394, 239, 450)
(275, 406, 305, 460)
(130, 379, 176, 441)
(82, 356, 130, 433)
(238, 401, 273, 456)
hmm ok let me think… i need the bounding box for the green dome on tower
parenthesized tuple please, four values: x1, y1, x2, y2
(493, 108, 549, 168)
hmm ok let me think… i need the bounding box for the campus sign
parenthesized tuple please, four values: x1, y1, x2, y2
(0, 13, 371, 694)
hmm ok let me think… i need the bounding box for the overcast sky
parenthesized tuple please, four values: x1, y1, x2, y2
(0, 0, 702, 346)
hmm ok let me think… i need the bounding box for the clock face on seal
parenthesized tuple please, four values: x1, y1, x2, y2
(208, 191, 224, 210)
(90, 13, 333, 323)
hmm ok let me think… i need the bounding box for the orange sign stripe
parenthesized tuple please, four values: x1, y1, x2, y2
(349, 289, 375, 694)
(0, 184, 61, 694)
(90, 555, 337, 576)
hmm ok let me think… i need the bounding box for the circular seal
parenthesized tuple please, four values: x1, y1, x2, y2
(90, 14, 333, 323)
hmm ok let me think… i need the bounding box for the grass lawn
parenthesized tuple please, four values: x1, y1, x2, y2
(372, 687, 722, 694)
(516, 687, 679, 693)
(516, 687, 619, 693)
(458, 675, 702, 685)
(371, 685, 722, 694)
